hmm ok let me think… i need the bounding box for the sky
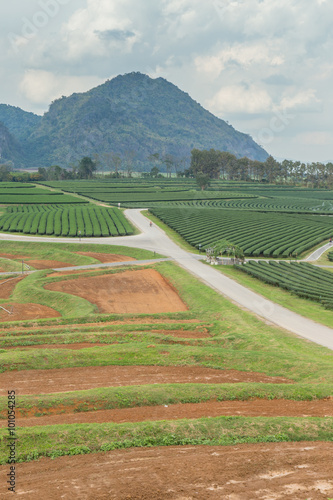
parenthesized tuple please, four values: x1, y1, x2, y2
(1, 0, 333, 163)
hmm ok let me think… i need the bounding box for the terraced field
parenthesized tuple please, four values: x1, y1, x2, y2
(0, 205, 133, 237)
(235, 261, 333, 309)
(0, 184, 81, 204)
(0, 241, 332, 498)
(151, 207, 333, 257)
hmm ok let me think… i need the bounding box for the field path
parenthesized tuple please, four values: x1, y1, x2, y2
(0, 209, 333, 349)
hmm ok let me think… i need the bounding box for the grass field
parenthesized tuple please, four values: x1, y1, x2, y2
(0, 242, 332, 473)
(0, 184, 333, 497)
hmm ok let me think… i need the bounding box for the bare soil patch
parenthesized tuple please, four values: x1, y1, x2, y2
(0, 254, 73, 269)
(2, 399, 331, 427)
(25, 259, 74, 269)
(0, 303, 60, 323)
(45, 269, 188, 314)
(0, 253, 27, 260)
(76, 252, 136, 263)
(0, 365, 292, 396)
(0, 442, 332, 499)
(0, 276, 24, 299)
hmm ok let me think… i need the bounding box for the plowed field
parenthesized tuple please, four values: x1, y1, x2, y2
(45, 269, 188, 314)
(1, 443, 332, 499)
(0, 365, 292, 396)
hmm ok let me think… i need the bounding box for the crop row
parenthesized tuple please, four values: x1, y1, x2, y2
(0, 206, 133, 237)
(235, 260, 333, 309)
(0, 193, 83, 204)
(125, 197, 333, 214)
(151, 207, 333, 257)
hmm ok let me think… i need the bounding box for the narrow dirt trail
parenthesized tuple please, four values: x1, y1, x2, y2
(1, 399, 331, 428)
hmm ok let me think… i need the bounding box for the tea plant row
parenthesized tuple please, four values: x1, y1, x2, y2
(235, 260, 333, 309)
(0, 205, 133, 237)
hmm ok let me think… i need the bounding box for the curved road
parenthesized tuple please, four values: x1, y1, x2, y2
(1, 209, 332, 350)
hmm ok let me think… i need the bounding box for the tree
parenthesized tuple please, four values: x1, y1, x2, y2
(77, 157, 97, 179)
(195, 172, 210, 190)
(150, 166, 160, 178)
(209, 238, 244, 261)
(0, 164, 11, 181)
(191, 149, 221, 179)
(163, 154, 175, 178)
(124, 150, 135, 178)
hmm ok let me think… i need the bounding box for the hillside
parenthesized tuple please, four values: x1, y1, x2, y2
(0, 104, 41, 142)
(1, 73, 268, 169)
(0, 122, 23, 165)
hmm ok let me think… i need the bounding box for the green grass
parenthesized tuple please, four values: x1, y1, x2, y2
(0, 239, 164, 273)
(215, 264, 333, 329)
(1, 383, 332, 418)
(0, 416, 332, 464)
(1, 262, 332, 383)
(0, 244, 332, 463)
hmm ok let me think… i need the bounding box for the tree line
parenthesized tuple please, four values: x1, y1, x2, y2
(189, 149, 333, 188)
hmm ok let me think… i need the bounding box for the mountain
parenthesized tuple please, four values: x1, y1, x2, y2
(0, 105, 41, 142)
(1, 73, 268, 169)
(0, 122, 23, 165)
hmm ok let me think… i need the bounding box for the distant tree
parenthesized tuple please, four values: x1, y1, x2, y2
(195, 172, 210, 190)
(77, 157, 97, 179)
(124, 150, 135, 178)
(210, 238, 244, 261)
(191, 149, 221, 179)
(163, 154, 175, 178)
(150, 166, 160, 178)
(0, 164, 11, 181)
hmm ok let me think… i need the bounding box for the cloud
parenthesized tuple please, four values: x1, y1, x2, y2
(195, 42, 284, 79)
(209, 84, 273, 114)
(95, 29, 135, 42)
(1, 0, 333, 161)
(279, 89, 321, 112)
(19, 69, 104, 107)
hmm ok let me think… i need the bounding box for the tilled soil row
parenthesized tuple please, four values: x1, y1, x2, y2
(0, 365, 293, 396)
(1, 399, 332, 428)
(0, 442, 332, 499)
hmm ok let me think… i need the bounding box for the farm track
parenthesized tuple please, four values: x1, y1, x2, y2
(0, 365, 292, 396)
(1, 209, 333, 348)
(0, 399, 332, 428)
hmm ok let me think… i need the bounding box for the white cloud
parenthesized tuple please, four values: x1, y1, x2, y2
(1, 0, 333, 161)
(279, 89, 321, 112)
(209, 85, 273, 114)
(19, 70, 104, 106)
(195, 42, 284, 78)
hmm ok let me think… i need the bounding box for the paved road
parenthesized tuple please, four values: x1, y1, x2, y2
(305, 242, 333, 261)
(1, 209, 332, 350)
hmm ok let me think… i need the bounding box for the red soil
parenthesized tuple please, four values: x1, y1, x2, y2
(0, 254, 73, 269)
(1, 398, 331, 427)
(0, 303, 61, 323)
(76, 252, 136, 263)
(0, 365, 292, 396)
(45, 268, 188, 314)
(0, 442, 332, 499)
(0, 276, 24, 299)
